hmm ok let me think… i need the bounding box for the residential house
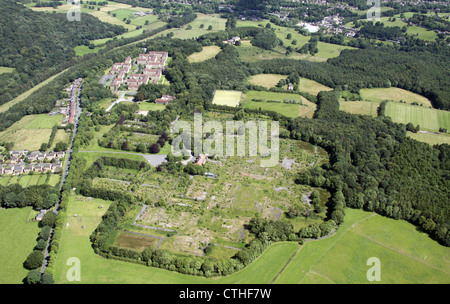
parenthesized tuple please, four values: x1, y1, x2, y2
(42, 163, 53, 172)
(35, 210, 48, 221)
(13, 165, 24, 175)
(4, 165, 14, 175)
(195, 154, 207, 166)
(155, 95, 176, 105)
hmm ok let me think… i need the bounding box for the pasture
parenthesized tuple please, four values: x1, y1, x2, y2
(0, 66, 15, 74)
(0, 114, 64, 150)
(0, 207, 41, 284)
(138, 102, 166, 112)
(212, 90, 242, 107)
(384, 102, 450, 132)
(274, 208, 450, 284)
(299, 77, 332, 95)
(243, 90, 316, 118)
(407, 131, 450, 145)
(339, 100, 381, 117)
(247, 74, 287, 88)
(360, 88, 433, 107)
(0, 173, 61, 188)
(52, 198, 450, 284)
(188, 46, 222, 63)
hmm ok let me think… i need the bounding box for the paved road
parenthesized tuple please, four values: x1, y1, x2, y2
(41, 79, 83, 274)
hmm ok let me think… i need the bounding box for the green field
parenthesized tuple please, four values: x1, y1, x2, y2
(385, 102, 450, 132)
(275, 208, 450, 284)
(138, 102, 167, 112)
(156, 13, 227, 40)
(407, 131, 450, 145)
(299, 77, 333, 95)
(0, 114, 64, 150)
(339, 100, 381, 117)
(74, 45, 106, 56)
(212, 90, 242, 107)
(51, 197, 450, 284)
(188, 46, 222, 63)
(0, 207, 41, 284)
(0, 66, 15, 74)
(360, 88, 433, 107)
(0, 173, 61, 188)
(247, 74, 287, 88)
(243, 91, 316, 118)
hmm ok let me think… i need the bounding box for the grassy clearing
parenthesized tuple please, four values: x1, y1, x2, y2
(275, 208, 450, 284)
(299, 77, 332, 95)
(0, 207, 40, 284)
(339, 100, 381, 117)
(74, 45, 106, 56)
(212, 90, 242, 107)
(243, 90, 316, 118)
(385, 102, 450, 132)
(156, 13, 227, 40)
(138, 102, 166, 112)
(360, 88, 433, 107)
(188, 46, 222, 63)
(0, 114, 63, 150)
(0, 66, 15, 74)
(247, 74, 287, 88)
(407, 132, 450, 145)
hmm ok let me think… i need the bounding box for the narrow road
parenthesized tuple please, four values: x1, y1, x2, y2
(41, 79, 83, 274)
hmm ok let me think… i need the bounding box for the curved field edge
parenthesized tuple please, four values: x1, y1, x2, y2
(53, 196, 449, 284)
(274, 209, 450, 284)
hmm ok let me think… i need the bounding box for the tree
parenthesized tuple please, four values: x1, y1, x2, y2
(207, 25, 213, 30)
(39, 143, 48, 152)
(40, 273, 54, 284)
(24, 250, 44, 269)
(25, 270, 41, 284)
(149, 143, 160, 154)
(54, 141, 68, 152)
(39, 211, 57, 228)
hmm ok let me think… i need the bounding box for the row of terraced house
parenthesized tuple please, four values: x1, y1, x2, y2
(109, 51, 168, 93)
(0, 150, 66, 175)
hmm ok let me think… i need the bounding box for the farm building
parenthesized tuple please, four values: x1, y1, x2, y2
(155, 95, 176, 105)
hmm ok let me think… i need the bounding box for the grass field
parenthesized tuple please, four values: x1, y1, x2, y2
(339, 100, 381, 117)
(212, 90, 242, 107)
(188, 46, 222, 63)
(0, 207, 41, 284)
(0, 114, 64, 150)
(360, 88, 433, 107)
(274, 208, 450, 284)
(0, 66, 15, 74)
(156, 13, 227, 40)
(74, 44, 106, 56)
(243, 91, 316, 118)
(1, 173, 61, 188)
(299, 77, 333, 95)
(384, 102, 450, 132)
(247, 74, 287, 88)
(407, 132, 450, 145)
(52, 197, 450, 284)
(138, 102, 167, 111)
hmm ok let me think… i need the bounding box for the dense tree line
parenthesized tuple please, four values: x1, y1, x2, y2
(0, 184, 59, 210)
(0, 0, 126, 106)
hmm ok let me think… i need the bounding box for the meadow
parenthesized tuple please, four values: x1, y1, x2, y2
(275, 208, 450, 284)
(0, 114, 64, 150)
(360, 88, 433, 107)
(407, 132, 450, 145)
(243, 90, 316, 118)
(384, 102, 450, 132)
(51, 197, 450, 284)
(212, 90, 242, 107)
(339, 100, 381, 117)
(0, 66, 15, 74)
(247, 74, 287, 88)
(0, 173, 61, 188)
(0, 207, 41, 284)
(188, 46, 222, 63)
